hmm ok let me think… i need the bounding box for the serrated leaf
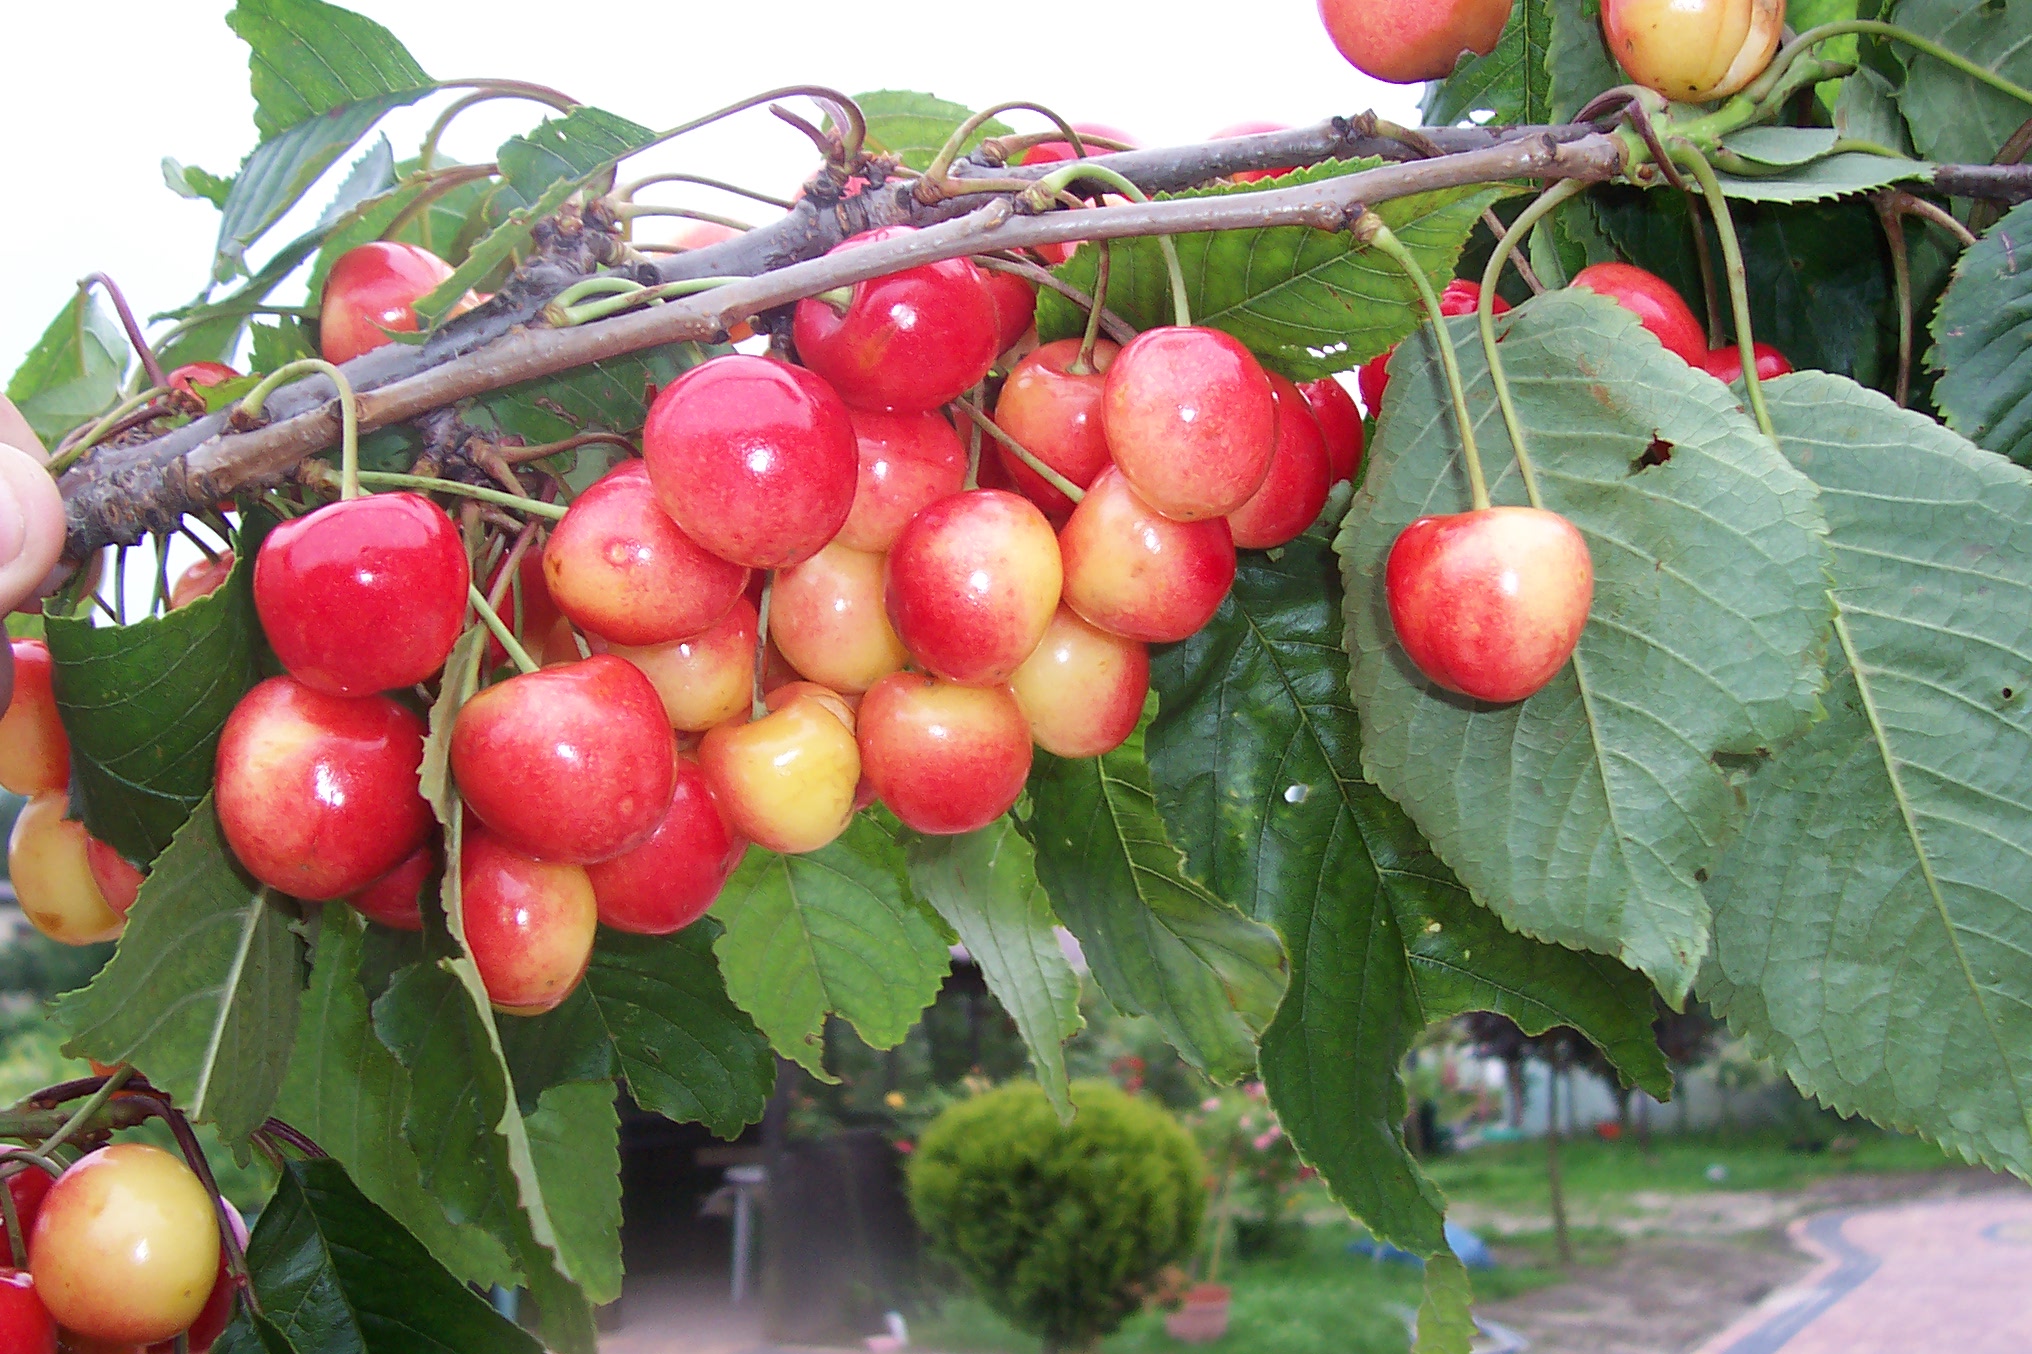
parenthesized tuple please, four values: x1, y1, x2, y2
(46, 515, 268, 863)
(1423, 0, 1554, 126)
(164, 158, 235, 208)
(1034, 164, 1507, 380)
(1833, 66, 1912, 152)
(710, 815, 950, 1078)
(906, 819, 1083, 1120)
(1700, 372, 2032, 1181)
(1027, 711, 1288, 1083)
(410, 178, 576, 327)
(157, 312, 253, 374)
(5, 291, 128, 445)
(1148, 531, 1669, 1254)
(1929, 199, 2032, 466)
(249, 317, 320, 371)
(53, 800, 305, 1143)
(242, 1159, 540, 1354)
(1714, 128, 1930, 203)
(1414, 1254, 1476, 1354)
(1893, 0, 2032, 165)
(852, 90, 1013, 172)
(522, 1080, 623, 1303)
(1339, 292, 1832, 1002)
(227, 0, 434, 140)
(1548, 0, 1621, 121)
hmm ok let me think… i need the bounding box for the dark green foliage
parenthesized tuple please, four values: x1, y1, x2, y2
(909, 1080, 1205, 1353)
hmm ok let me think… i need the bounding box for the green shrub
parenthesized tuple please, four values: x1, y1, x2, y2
(908, 1079, 1205, 1354)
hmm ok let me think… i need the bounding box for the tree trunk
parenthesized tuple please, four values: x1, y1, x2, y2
(1546, 1067, 1575, 1267)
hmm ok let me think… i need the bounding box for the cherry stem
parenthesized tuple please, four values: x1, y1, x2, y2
(1030, 162, 1190, 328)
(546, 276, 747, 327)
(1479, 210, 1544, 294)
(256, 1118, 327, 1160)
(115, 545, 128, 626)
(117, 1088, 263, 1320)
(637, 86, 867, 176)
(0, 1170, 21, 1267)
(468, 584, 539, 675)
(971, 255, 1138, 345)
(1686, 190, 1726, 351)
(28, 1065, 134, 1163)
(420, 87, 579, 173)
(1753, 20, 2032, 111)
(615, 204, 757, 232)
(752, 572, 774, 721)
(1478, 178, 1587, 510)
(486, 520, 542, 648)
(241, 360, 361, 498)
(344, 470, 568, 519)
(952, 400, 1084, 504)
(922, 101, 1087, 190)
(1892, 191, 1980, 248)
(378, 163, 503, 248)
(48, 388, 172, 473)
(963, 386, 984, 490)
(1075, 245, 1113, 372)
(1363, 220, 1490, 511)
(79, 274, 167, 392)
(1875, 194, 1916, 409)
(616, 171, 793, 209)
(498, 432, 636, 464)
(1672, 144, 1775, 440)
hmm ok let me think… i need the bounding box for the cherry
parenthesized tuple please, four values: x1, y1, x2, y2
(1296, 378, 1364, 485)
(699, 684, 860, 854)
(29, 1144, 219, 1345)
(979, 269, 1038, 353)
(792, 226, 1001, 413)
(319, 242, 470, 367)
(585, 754, 745, 935)
(8, 1168, 53, 1240)
(1602, 0, 1783, 101)
(1210, 121, 1294, 182)
(1385, 505, 1594, 704)
(83, 838, 142, 918)
(1019, 123, 1138, 166)
(1008, 606, 1149, 758)
(838, 409, 968, 554)
(1102, 327, 1277, 521)
(168, 552, 233, 610)
(1702, 342, 1794, 384)
(1569, 262, 1708, 366)
(857, 673, 1031, 835)
(165, 363, 237, 398)
(1059, 467, 1236, 643)
(642, 354, 858, 569)
(772, 542, 909, 694)
(603, 596, 756, 733)
(1228, 373, 1334, 550)
(9, 794, 125, 946)
(214, 676, 433, 900)
(0, 640, 69, 795)
(348, 839, 436, 931)
(886, 489, 1062, 686)
(452, 656, 674, 864)
(0, 1269, 55, 1354)
(541, 460, 748, 646)
(1317, 0, 1511, 83)
(482, 546, 561, 671)
(460, 824, 597, 1016)
(1358, 280, 1510, 418)
(254, 492, 470, 697)
(991, 338, 1119, 522)
(144, 1208, 245, 1354)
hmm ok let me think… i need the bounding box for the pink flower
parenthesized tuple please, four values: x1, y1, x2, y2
(1201, 1097, 1222, 1112)
(1253, 1127, 1282, 1151)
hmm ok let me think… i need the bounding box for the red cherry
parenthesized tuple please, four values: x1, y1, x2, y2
(319, 242, 466, 367)
(838, 409, 968, 554)
(1102, 327, 1277, 521)
(214, 676, 433, 900)
(604, 596, 757, 733)
(857, 673, 1032, 836)
(144, 1207, 246, 1354)
(82, 839, 142, 918)
(585, 755, 745, 935)
(1701, 342, 1794, 384)
(1228, 374, 1333, 550)
(253, 493, 471, 696)
(7, 1169, 52, 1240)
(1297, 378, 1364, 485)
(1317, 0, 1510, 83)
(0, 640, 69, 795)
(979, 269, 1038, 352)
(347, 839, 435, 931)
(1385, 506, 1595, 704)
(9, 795, 123, 946)
(0, 1269, 55, 1354)
(886, 490, 1063, 686)
(1059, 467, 1236, 643)
(1009, 606, 1149, 758)
(642, 355, 858, 569)
(541, 460, 748, 646)
(1569, 262, 1708, 365)
(165, 363, 237, 397)
(792, 226, 1001, 413)
(481, 546, 561, 671)
(450, 656, 675, 864)
(168, 552, 233, 611)
(460, 825, 597, 1016)
(991, 338, 1119, 522)
(1210, 121, 1294, 182)
(1359, 280, 1510, 417)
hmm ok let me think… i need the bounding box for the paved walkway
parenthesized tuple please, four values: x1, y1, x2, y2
(1692, 1190, 2032, 1354)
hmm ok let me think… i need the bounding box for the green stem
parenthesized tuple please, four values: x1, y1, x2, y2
(922, 101, 1085, 185)
(0, 1171, 21, 1267)
(545, 276, 748, 327)
(752, 572, 774, 722)
(48, 387, 171, 473)
(615, 171, 793, 209)
(420, 87, 577, 172)
(1075, 245, 1112, 373)
(240, 360, 360, 499)
(349, 471, 568, 519)
(1674, 145, 1775, 439)
(1477, 179, 1588, 509)
(467, 585, 538, 675)
(1030, 162, 1191, 328)
(1364, 221, 1489, 511)
(1756, 20, 2032, 112)
(30, 1067, 134, 1162)
(953, 400, 1084, 504)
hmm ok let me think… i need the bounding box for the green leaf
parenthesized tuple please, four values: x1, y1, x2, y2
(1027, 712, 1289, 1084)
(1833, 66, 1912, 152)
(1148, 531, 1668, 1254)
(164, 158, 235, 208)
(158, 313, 253, 374)
(1713, 128, 1931, 203)
(249, 317, 320, 372)
(5, 290, 128, 445)
(906, 820, 1084, 1120)
(1033, 164, 1507, 380)
(1547, 0, 1621, 121)
(227, 0, 434, 139)
(853, 90, 1013, 172)
(409, 178, 575, 326)
(242, 1159, 541, 1354)
(53, 800, 305, 1144)
(1929, 199, 2032, 466)
(45, 516, 268, 863)
(710, 815, 951, 1078)
(460, 340, 723, 448)
(1700, 372, 2032, 1181)
(1414, 1253, 1476, 1354)
(1339, 292, 1833, 1002)
(1423, 0, 1554, 126)
(1892, 0, 2032, 165)
(522, 1080, 623, 1303)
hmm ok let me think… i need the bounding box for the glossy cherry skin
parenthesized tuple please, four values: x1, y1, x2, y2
(1359, 280, 1509, 417)
(319, 242, 463, 366)
(214, 676, 433, 900)
(1569, 262, 1708, 366)
(1297, 378, 1365, 485)
(699, 686, 860, 854)
(8, 794, 123, 946)
(254, 492, 471, 696)
(460, 825, 598, 1015)
(1059, 468, 1237, 643)
(1008, 606, 1149, 758)
(980, 269, 1038, 352)
(0, 1269, 55, 1354)
(1702, 342, 1794, 384)
(858, 674, 1032, 835)
(772, 543, 908, 694)
(168, 551, 233, 610)
(0, 641, 69, 795)
(348, 839, 435, 931)
(1603, 0, 1783, 101)
(642, 354, 859, 569)
(542, 461, 748, 646)
(792, 226, 1002, 413)
(29, 1144, 219, 1345)
(604, 596, 756, 733)
(144, 1209, 245, 1354)
(83, 838, 143, 918)
(1103, 327, 1277, 521)
(585, 755, 745, 935)
(838, 409, 968, 554)
(1211, 121, 1294, 182)
(887, 490, 1063, 686)
(8, 1168, 53, 1240)
(483, 545, 561, 671)
(1317, 0, 1511, 83)
(165, 362, 237, 397)
(991, 338, 1119, 522)
(451, 656, 675, 864)
(1385, 506, 1594, 704)
(1229, 374, 1334, 550)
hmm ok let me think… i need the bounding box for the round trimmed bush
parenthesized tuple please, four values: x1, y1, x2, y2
(907, 1078, 1205, 1353)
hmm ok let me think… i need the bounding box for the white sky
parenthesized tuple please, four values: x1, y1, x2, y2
(3, 1, 1425, 375)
